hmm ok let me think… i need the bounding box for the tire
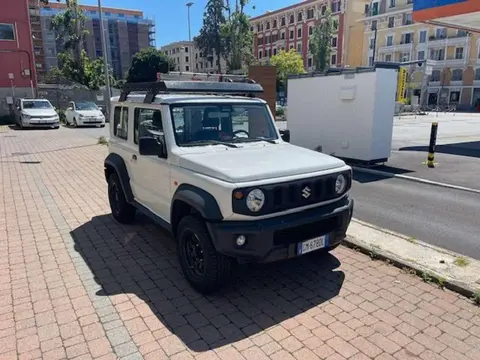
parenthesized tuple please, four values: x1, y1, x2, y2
(177, 216, 232, 294)
(108, 172, 136, 224)
(101, 124, 106, 128)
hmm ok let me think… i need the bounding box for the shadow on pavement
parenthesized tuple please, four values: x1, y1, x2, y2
(399, 141, 480, 158)
(353, 165, 413, 184)
(71, 214, 344, 351)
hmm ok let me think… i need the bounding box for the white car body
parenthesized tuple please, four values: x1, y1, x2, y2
(104, 80, 353, 293)
(65, 101, 105, 127)
(13, 98, 60, 129)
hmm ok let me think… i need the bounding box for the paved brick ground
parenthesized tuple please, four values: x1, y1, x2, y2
(1, 126, 479, 360)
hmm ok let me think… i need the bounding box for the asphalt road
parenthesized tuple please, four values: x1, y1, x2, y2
(74, 123, 480, 260)
(351, 172, 480, 260)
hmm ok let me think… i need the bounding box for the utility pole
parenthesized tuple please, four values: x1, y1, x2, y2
(186, 2, 194, 72)
(98, 0, 111, 117)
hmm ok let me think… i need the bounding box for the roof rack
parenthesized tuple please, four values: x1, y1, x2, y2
(119, 79, 264, 103)
(159, 71, 255, 83)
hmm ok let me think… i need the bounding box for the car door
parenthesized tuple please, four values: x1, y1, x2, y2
(129, 106, 171, 222)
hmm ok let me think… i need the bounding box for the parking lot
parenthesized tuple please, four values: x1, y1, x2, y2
(1, 126, 479, 360)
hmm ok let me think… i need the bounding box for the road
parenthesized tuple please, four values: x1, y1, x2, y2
(75, 123, 480, 260)
(351, 172, 480, 259)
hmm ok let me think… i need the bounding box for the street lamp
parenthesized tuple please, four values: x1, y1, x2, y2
(186, 2, 194, 72)
(97, 0, 111, 117)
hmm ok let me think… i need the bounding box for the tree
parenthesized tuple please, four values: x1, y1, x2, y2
(223, 0, 255, 71)
(309, 8, 337, 72)
(195, 0, 227, 73)
(270, 49, 305, 91)
(126, 48, 176, 83)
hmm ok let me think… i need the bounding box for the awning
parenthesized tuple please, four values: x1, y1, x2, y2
(413, 0, 480, 33)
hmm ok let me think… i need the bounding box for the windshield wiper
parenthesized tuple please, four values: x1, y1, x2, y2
(232, 137, 277, 144)
(183, 140, 238, 148)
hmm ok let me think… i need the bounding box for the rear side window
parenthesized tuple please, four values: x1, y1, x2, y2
(114, 106, 129, 140)
(134, 107, 164, 144)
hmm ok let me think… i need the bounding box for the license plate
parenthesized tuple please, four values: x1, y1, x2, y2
(297, 235, 327, 255)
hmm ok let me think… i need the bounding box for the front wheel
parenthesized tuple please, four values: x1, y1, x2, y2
(108, 173, 136, 224)
(177, 216, 232, 294)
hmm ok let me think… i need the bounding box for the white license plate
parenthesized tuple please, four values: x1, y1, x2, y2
(297, 235, 327, 255)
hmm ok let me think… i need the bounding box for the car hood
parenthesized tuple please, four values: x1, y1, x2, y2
(22, 108, 57, 116)
(77, 110, 103, 117)
(177, 143, 346, 183)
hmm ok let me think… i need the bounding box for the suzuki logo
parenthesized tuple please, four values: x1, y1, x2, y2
(302, 186, 311, 199)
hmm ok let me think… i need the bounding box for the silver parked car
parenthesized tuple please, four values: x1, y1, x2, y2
(13, 98, 60, 129)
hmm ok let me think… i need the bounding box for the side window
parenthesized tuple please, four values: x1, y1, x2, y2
(113, 106, 129, 140)
(134, 107, 164, 145)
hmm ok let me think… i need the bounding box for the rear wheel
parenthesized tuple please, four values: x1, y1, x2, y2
(177, 216, 232, 294)
(108, 172, 136, 224)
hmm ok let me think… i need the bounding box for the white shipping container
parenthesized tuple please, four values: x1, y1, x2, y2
(286, 65, 398, 163)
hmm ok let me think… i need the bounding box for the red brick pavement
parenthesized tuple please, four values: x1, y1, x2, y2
(0, 126, 479, 360)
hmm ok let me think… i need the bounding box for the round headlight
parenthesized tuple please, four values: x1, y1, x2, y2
(246, 189, 265, 212)
(335, 174, 347, 194)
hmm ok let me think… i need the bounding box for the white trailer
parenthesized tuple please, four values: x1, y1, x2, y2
(286, 64, 399, 164)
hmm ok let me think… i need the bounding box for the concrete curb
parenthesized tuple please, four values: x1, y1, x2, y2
(353, 166, 480, 195)
(344, 218, 480, 301)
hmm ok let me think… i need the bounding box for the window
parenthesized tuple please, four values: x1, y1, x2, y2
(388, 17, 394, 28)
(266, 22, 270, 30)
(429, 48, 445, 61)
(385, 54, 392, 62)
(436, 28, 447, 39)
(0, 23, 15, 40)
(417, 51, 425, 60)
(307, 9, 314, 19)
(389, 0, 396, 7)
(371, 20, 378, 31)
(273, 20, 277, 28)
(185, 56, 189, 62)
(185, 66, 190, 71)
(281, 17, 285, 26)
(290, 30, 294, 39)
(309, 27, 313, 36)
(430, 70, 441, 82)
(321, 5, 327, 15)
(403, 13, 413, 25)
(169, 104, 278, 146)
(452, 69, 463, 81)
(455, 47, 464, 59)
(297, 28, 302, 38)
(289, 15, 294, 24)
(273, 48, 277, 56)
(297, 43, 302, 53)
(419, 30, 427, 43)
(475, 68, 480, 81)
(457, 29, 468, 37)
(297, 12, 302, 22)
(332, 37, 337, 47)
(386, 35, 393, 46)
(281, 32, 285, 40)
(308, 58, 312, 67)
(331, 1, 341, 13)
(331, 54, 337, 65)
(134, 108, 163, 145)
(185, 47, 189, 53)
(450, 91, 460, 103)
(113, 107, 129, 140)
(400, 52, 410, 62)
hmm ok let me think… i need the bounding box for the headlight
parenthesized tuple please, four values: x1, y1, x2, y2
(79, 114, 85, 118)
(246, 189, 265, 212)
(22, 114, 31, 119)
(335, 174, 347, 194)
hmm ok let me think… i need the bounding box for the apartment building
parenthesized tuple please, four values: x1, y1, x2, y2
(363, 0, 480, 109)
(250, 0, 369, 70)
(0, 0, 36, 107)
(160, 41, 227, 74)
(38, 2, 155, 80)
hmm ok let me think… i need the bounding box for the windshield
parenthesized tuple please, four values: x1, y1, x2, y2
(22, 100, 53, 109)
(170, 103, 278, 147)
(75, 101, 98, 111)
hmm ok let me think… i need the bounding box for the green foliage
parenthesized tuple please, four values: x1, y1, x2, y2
(270, 49, 305, 91)
(309, 9, 337, 72)
(126, 48, 176, 83)
(195, 0, 227, 73)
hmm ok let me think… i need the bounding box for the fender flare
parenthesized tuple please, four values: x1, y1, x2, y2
(104, 153, 134, 203)
(171, 184, 223, 222)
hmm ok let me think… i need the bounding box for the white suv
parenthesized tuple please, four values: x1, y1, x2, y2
(104, 77, 354, 293)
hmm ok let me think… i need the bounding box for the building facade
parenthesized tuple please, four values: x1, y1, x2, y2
(38, 2, 155, 80)
(363, 0, 480, 109)
(160, 41, 227, 74)
(0, 0, 36, 107)
(249, 0, 369, 70)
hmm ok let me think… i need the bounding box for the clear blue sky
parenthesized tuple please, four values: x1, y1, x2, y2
(80, 0, 300, 46)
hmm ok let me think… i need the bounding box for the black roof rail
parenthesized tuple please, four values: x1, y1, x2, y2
(119, 80, 264, 103)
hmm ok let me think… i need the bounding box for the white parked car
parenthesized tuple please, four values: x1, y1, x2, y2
(13, 98, 60, 129)
(65, 101, 106, 127)
(103, 76, 353, 294)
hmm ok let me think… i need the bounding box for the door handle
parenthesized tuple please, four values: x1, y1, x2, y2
(132, 154, 137, 161)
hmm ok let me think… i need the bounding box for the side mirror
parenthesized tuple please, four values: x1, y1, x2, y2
(279, 129, 290, 143)
(98, 106, 103, 111)
(139, 137, 166, 158)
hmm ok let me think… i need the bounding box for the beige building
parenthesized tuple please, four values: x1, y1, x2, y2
(160, 41, 227, 73)
(363, 0, 480, 109)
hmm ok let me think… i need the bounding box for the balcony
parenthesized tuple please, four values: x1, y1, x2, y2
(445, 56, 468, 67)
(428, 34, 469, 48)
(396, 41, 414, 52)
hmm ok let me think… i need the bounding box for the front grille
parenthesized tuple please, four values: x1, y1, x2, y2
(232, 170, 351, 216)
(273, 215, 340, 246)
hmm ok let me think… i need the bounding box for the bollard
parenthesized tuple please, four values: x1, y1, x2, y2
(427, 122, 438, 168)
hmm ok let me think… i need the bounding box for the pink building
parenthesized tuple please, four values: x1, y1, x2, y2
(0, 0, 36, 108)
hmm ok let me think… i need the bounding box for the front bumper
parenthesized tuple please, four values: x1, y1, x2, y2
(206, 197, 353, 263)
(23, 119, 59, 128)
(78, 117, 105, 126)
